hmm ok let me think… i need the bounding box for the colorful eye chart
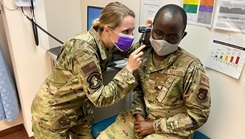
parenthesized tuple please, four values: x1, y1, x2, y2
(205, 32, 245, 79)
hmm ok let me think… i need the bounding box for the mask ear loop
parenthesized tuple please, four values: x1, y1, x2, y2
(109, 28, 120, 36)
(108, 36, 122, 51)
(108, 28, 125, 51)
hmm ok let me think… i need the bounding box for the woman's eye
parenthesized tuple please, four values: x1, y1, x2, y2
(122, 30, 129, 35)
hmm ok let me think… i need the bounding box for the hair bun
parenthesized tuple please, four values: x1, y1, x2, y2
(92, 18, 100, 29)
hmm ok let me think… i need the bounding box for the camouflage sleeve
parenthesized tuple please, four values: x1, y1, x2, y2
(130, 69, 146, 117)
(153, 61, 211, 136)
(73, 47, 138, 108)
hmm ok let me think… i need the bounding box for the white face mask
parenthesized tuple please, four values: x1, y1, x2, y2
(150, 35, 179, 56)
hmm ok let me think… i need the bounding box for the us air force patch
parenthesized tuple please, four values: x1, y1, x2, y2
(196, 88, 208, 103)
(87, 72, 102, 90)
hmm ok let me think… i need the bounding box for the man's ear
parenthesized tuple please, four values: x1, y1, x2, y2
(182, 31, 187, 39)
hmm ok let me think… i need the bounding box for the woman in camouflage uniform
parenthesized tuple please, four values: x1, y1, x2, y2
(31, 2, 145, 139)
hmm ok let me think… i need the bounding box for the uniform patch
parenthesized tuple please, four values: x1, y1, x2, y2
(196, 88, 208, 103)
(82, 54, 93, 61)
(161, 69, 183, 76)
(81, 61, 97, 76)
(200, 74, 209, 87)
(87, 72, 102, 90)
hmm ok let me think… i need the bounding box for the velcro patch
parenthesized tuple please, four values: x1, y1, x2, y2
(196, 88, 208, 103)
(87, 72, 102, 90)
(200, 74, 209, 87)
(82, 54, 93, 61)
(81, 61, 97, 76)
(161, 69, 183, 76)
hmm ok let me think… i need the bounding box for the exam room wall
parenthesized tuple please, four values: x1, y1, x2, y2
(1, 0, 245, 138)
(0, 6, 24, 131)
(181, 26, 245, 139)
(43, 0, 82, 48)
(1, 0, 52, 136)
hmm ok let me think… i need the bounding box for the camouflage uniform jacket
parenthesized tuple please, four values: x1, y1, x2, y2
(31, 27, 137, 130)
(132, 47, 211, 138)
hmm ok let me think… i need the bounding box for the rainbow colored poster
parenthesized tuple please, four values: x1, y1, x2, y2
(183, 0, 215, 27)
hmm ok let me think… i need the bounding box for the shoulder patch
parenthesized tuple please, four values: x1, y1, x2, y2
(196, 88, 208, 103)
(81, 61, 97, 76)
(87, 72, 102, 90)
(200, 74, 209, 87)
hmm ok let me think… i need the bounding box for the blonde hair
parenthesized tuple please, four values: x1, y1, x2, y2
(92, 2, 135, 32)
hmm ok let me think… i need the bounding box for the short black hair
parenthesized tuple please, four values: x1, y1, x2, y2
(153, 4, 187, 32)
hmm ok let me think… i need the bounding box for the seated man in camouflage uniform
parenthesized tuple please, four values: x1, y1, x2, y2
(97, 4, 211, 139)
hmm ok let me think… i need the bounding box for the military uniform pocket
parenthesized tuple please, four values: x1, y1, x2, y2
(156, 77, 175, 103)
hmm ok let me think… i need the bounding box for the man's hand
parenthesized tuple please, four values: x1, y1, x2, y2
(135, 113, 145, 121)
(134, 119, 155, 137)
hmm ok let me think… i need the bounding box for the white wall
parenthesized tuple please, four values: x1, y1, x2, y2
(0, 7, 23, 131)
(179, 11, 245, 139)
(180, 24, 245, 139)
(44, 0, 82, 48)
(1, 0, 245, 138)
(1, 0, 52, 136)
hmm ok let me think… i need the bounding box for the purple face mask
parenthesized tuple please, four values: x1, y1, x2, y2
(110, 28, 134, 51)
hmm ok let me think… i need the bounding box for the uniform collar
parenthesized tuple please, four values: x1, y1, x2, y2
(142, 47, 182, 73)
(89, 27, 107, 60)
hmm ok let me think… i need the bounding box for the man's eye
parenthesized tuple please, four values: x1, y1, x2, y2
(168, 35, 181, 44)
(154, 31, 163, 39)
(169, 35, 175, 39)
(156, 30, 162, 36)
(169, 35, 179, 41)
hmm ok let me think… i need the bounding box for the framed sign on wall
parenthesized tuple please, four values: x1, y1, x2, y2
(87, 6, 103, 31)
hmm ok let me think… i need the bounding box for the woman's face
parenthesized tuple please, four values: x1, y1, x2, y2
(107, 15, 135, 48)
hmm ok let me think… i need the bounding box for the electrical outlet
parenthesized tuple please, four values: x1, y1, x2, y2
(15, 0, 36, 7)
